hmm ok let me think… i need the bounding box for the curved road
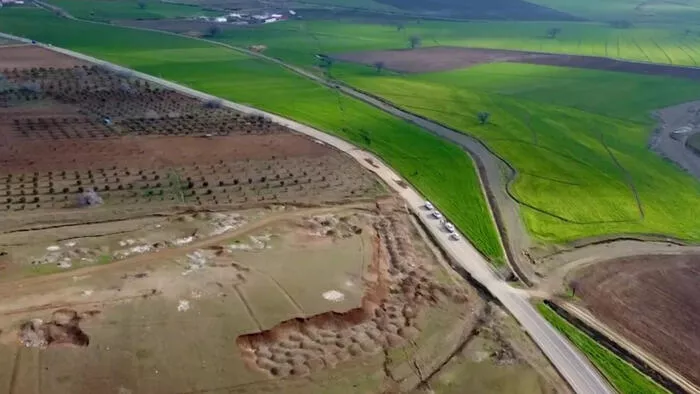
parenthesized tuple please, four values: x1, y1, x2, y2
(0, 32, 612, 394)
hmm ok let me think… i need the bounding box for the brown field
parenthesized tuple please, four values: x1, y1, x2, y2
(0, 199, 566, 393)
(573, 254, 700, 386)
(334, 46, 700, 78)
(0, 45, 87, 69)
(0, 48, 382, 217)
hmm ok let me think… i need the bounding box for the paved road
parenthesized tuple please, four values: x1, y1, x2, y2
(0, 33, 612, 394)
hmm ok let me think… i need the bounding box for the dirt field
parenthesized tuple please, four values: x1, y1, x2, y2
(0, 197, 567, 393)
(0, 47, 383, 217)
(572, 253, 700, 386)
(334, 46, 700, 78)
(115, 18, 242, 35)
(0, 45, 88, 69)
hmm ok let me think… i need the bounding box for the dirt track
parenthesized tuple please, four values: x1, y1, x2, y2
(573, 254, 700, 386)
(0, 45, 87, 68)
(334, 46, 700, 78)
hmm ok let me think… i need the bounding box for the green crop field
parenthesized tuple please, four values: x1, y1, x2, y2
(0, 7, 504, 261)
(538, 303, 667, 394)
(45, 0, 218, 21)
(334, 62, 700, 243)
(527, 0, 700, 24)
(218, 19, 700, 67)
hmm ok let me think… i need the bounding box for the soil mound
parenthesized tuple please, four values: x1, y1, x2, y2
(18, 308, 90, 348)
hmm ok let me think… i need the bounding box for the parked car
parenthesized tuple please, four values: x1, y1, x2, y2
(424, 201, 434, 211)
(444, 222, 455, 233)
(450, 232, 460, 241)
(432, 211, 443, 220)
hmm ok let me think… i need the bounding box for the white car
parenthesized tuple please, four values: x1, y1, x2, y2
(424, 201, 434, 211)
(450, 232, 460, 241)
(432, 211, 443, 220)
(444, 222, 455, 233)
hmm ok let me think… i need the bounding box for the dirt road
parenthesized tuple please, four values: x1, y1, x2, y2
(0, 33, 613, 394)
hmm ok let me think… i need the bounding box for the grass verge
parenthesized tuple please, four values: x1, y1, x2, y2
(537, 303, 667, 394)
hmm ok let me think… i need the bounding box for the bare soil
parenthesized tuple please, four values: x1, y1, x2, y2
(0, 45, 88, 69)
(372, 0, 578, 20)
(115, 18, 242, 35)
(0, 61, 383, 217)
(334, 46, 700, 78)
(572, 253, 700, 386)
(0, 201, 497, 394)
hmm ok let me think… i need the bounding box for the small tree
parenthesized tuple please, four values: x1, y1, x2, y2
(477, 111, 491, 125)
(138, 0, 147, 9)
(409, 35, 421, 49)
(317, 55, 335, 76)
(205, 24, 223, 38)
(374, 61, 385, 74)
(546, 27, 562, 39)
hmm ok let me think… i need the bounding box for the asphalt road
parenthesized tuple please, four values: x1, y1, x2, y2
(0, 33, 613, 394)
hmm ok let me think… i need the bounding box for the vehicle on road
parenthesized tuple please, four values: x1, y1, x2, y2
(432, 211, 443, 220)
(450, 233, 460, 241)
(424, 201, 434, 211)
(444, 222, 455, 233)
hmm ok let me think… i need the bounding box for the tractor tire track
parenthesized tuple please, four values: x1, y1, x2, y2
(632, 37, 653, 62)
(233, 285, 264, 332)
(675, 44, 697, 66)
(8, 348, 21, 394)
(599, 134, 645, 220)
(250, 267, 306, 316)
(651, 38, 675, 65)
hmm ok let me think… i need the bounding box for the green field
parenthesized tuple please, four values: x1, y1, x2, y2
(219, 19, 700, 67)
(333, 62, 700, 243)
(528, 0, 700, 24)
(0, 7, 504, 261)
(538, 303, 667, 394)
(45, 0, 218, 21)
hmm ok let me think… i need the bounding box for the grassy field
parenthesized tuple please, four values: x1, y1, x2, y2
(45, 0, 218, 21)
(219, 19, 700, 67)
(527, 0, 700, 24)
(0, 8, 504, 261)
(335, 62, 700, 243)
(537, 303, 667, 394)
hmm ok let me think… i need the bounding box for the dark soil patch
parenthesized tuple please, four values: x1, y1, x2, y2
(18, 308, 90, 348)
(373, 0, 581, 21)
(334, 46, 700, 79)
(334, 46, 544, 73)
(0, 45, 88, 69)
(573, 254, 700, 386)
(114, 19, 243, 35)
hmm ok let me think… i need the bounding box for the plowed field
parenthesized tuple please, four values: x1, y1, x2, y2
(573, 254, 700, 386)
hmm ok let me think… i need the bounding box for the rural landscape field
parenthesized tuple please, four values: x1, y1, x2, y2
(0, 0, 699, 393)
